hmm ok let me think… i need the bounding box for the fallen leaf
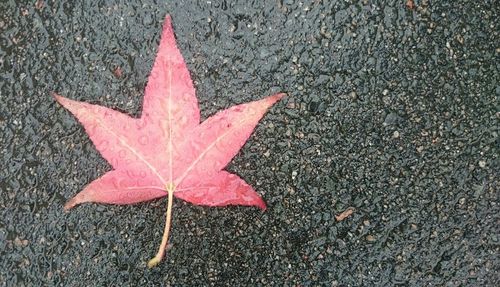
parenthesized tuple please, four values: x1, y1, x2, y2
(53, 15, 285, 267)
(335, 207, 355, 221)
(366, 234, 376, 242)
(112, 66, 122, 78)
(406, 0, 415, 10)
(35, 0, 44, 10)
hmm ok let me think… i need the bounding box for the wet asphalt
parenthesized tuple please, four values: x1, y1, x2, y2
(0, 0, 498, 286)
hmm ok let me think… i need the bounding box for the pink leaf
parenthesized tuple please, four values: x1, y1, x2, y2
(54, 14, 284, 267)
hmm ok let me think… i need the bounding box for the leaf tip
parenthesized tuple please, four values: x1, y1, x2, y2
(268, 93, 286, 105)
(164, 14, 172, 24)
(63, 197, 79, 211)
(275, 92, 287, 100)
(160, 14, 175, 43)
(51, 91, 62, 102)
(51, 92, 71, 108)
(256, 198, 267, 211)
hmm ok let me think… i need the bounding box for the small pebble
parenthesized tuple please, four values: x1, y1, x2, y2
(478, 160, 486, 168)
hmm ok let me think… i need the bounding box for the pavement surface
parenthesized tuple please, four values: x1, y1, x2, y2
(0, 0, 498, 286)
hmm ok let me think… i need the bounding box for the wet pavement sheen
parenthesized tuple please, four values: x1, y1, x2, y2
(0, 0, 498, 286)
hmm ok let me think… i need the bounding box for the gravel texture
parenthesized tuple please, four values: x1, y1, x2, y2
(0, 0, 498, 286)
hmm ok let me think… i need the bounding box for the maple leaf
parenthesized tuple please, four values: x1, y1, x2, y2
(53, 15, 284, 267)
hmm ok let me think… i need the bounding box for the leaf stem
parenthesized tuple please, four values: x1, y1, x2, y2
(147, 184, 175, 268)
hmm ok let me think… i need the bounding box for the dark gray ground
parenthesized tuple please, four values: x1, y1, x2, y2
(0, 0, 498, 286)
